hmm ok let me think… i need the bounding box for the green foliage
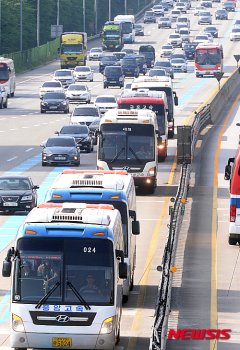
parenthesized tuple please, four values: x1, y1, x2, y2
(1, 0, 152, 54)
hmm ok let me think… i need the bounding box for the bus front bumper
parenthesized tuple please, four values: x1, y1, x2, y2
(133, 176, 156, 188)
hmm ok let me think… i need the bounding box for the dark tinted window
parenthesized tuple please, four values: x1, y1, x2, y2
(60, 125, 89, 134)
(73, 107, 99, 116)
(104, 66, 122, 74)
(46, 138, 76, 147)
(43, 93, 66, 99)
(102, 56, 117, 62)
(42, 82, 61, 87)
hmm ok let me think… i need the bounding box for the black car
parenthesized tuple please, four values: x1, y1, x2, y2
(99, 55, 119, 74)
(135, 56, 147, 75)
(41, 136, 80, 166)
(144, 11, 157, 23)
(112, 52, 126, 62)
(103, 66, 124, 88)
(0, 176, 39, 212)
(121, 56, 140, 78)
(223, 2, 235, 11)
(204, 25, 218, 37)
(55, 125, 93, 153)
(215, 9, 228, 19)
(135, 24, 144, 36)
(154, 60, 174, 79)
(40, 92, 69, 114)
(121, 48, 135, 55)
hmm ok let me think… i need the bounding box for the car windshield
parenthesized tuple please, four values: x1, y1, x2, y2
(149, 69, 166, 76)
(135, 25, 143, 29)
(104, 67, 122, 74)
(42, 82, 61, 87)
(180, 30, 189, 34)
(177, 3, 184, 5)
(217, 10, 226, 13)
(113, 53, 125, 60)
(196, 36, 208, 39)
(169, 35, 180, 38)
(155, 61, 171, 67)
(68, 85, 87, 91)
(206, 26, 217, 31)
(46, 138, 75, 147)
(235, 20, 240, 24)
(73, 107, 99, 116)
(54, 71, 72, 77)
(136, 57, 145, 63)
(122, 49, 134, 54)
(232, 28, 240, 32)
(43, 93, 65, 100)
(60, 125, 88, 134)
(153, 5, 163, 8)
(162, 46, 172, 49)
(200, 11, 211, 15)
(0, 178, 31, 190)
(75, 67, 91, 72)
(91, 48, 102, 52)
(122, 59, 137, 67)
(145, 11, 153, 15)
(102, 56, 117, 62)
(172, 11, 180, 14)
(172, 59, 185, 63)
(95, 97, 116, 103)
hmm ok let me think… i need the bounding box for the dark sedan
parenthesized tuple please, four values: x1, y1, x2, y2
(215, 9, 228, 19)
(223, 2, 235, 11)
(40, 92, 69, 113)
(41, 136, 80, 166)
(99, 55, 120, 74)
(204, 25, 218, 38)
(0, 176, 39, 212)
(135, 24, 144, 36)
(144, 11, 157, 23)
(55, 125, 93, 153)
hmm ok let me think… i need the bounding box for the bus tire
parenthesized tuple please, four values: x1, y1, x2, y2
(168, 130, 174, 139)
(123, 294, 128, 303)
(11, 91, 14, 97)
(130, 274, 134, 291)
(228, 236, 238, 245)
(0, 100, 3, 109)
(116, 326, 120, 344)
(3, 98, 7, 108)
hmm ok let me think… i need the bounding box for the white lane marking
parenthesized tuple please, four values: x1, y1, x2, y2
(25, 148, 33, 152)
(21, 115, 27, 116)
(12, 116, 17, 119)
(148, 31, 151, 34)
(94, 84, 102, 88)
(0, 131, 4, 132)
(10, 129, 17, 130)
(42, 122, 48, 125)
(22, 126, 29, 128)
(34, 124, 40, 126)
(7, 156, 17, 162)
(0, 118, 6, 120)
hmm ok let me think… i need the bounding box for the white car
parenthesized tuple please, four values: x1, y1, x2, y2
(160, 44, 174, 57)
(179, 28, 190, 42)
(94, 95, 118, 115)
(52, 69, 75, 88)
(194, 34, 210, 44)
(88, 47, 104, 61)
(230, 28, 240, 41)
(171, 58, 187, 72)
(203, 32, 214, 42)
(39, 81, 64, 98)
(73, 66, 93, 82)
(151, 4, 164, 15)
(171, 9, 181, 21)
(233, 19, 240, 29)
(194, 6, 205, 15)
(65, 84, 91, 103)
(167, 33, 182, 47)
(175, 2, 187, 13)
(69, 104, 101, 133)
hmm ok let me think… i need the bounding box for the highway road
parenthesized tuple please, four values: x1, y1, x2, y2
(1, 1, 240, 350)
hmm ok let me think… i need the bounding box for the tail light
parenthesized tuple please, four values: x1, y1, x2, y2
(230, 205, 236, 222)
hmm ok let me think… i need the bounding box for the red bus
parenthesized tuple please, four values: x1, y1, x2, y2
(194, 43, 223, 78)
(0, 57, 16, 96)
(118, 90, 169, 161)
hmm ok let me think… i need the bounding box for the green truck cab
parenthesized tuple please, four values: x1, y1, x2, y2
(102, 21, 124, 51)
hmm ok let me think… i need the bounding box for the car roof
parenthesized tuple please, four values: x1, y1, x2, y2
(0, 175, 31, 180)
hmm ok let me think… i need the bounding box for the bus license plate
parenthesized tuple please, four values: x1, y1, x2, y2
(109, 45, 113, 47)
(205, 71, 210, 74)
(52, 337, 72, 347)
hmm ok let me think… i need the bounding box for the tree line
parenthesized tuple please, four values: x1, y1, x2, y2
(1, 0, 152, 54)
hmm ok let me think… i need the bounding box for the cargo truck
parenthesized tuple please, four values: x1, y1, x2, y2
(102, 22, 123, 51)
(59, 32, 87, 69)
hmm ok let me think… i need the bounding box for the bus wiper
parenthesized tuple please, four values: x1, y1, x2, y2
(129, 147, 142, 164)
(67, 281, 91, 310)
(35, 282, 60, 309)
(111, 147, 125, 163)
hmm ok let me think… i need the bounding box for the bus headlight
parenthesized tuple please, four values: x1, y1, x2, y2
(148, 167, 155, 176)
(100, 317, 113, 334)
(12, 314, 25, 332)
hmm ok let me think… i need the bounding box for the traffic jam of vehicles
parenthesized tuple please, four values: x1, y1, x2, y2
(1, 0, 239, 349)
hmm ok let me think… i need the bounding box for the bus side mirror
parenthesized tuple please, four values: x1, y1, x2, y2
(224, 165, 231, 180)
(116, 249, 124, 263)
(238, 66, 240, 74)
(2, 260, 12, 277)
(174, 91, 178, 105)
(119, 262, 128, 279)
(57, 48, 60, 54)
(129, 210, 136, 221)
(132, 220, 140, 235)
(156, 130, 161, 136)
(157, 136, 162, 145)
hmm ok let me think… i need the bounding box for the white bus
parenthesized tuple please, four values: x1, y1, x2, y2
(97, 109, 161, 194)
(131, 76, 178, 138)
(114, 15, 135, 43)
(44, 169, 140, 302)
(0, 57, 16, 97)
(2, 203, 127, 350)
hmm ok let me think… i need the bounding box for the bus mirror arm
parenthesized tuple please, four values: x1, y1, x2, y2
(155, 130, 161, 137)
(2, 247, 15, 278)
(173, 91, 178, 106)
(157, 136, 162, 146)
(129, 209, 136, 221)
(119, 262, 128, 279)
(116, 249, 124, 263)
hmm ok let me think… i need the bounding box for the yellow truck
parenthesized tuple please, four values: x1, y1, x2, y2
(59, 32, 87, 68)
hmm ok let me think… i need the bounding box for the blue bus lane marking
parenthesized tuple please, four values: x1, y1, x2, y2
(0, 11, 239, 323)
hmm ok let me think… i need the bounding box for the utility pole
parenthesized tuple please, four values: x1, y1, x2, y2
(20, 0, 22, 51)
(83, 0, 85, 32)
(109, 0, 111, 21)
(37, 0, 40, 46)
(57, 0, 59, 25)
(94, 0, 97, 35)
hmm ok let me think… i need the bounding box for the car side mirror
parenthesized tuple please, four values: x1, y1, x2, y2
(116, 249, 124, 263)
(33, 185, 39, 190)
(55, 131, 59, 135)
(2, 260, 12, 277)
(129, 210, 136, 221)
(40, 143, 45, 147)
(132, 220, 140, 235)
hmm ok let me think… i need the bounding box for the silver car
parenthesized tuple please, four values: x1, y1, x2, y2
(171, 58, 187, 72)
(52, 69, 75, 88)
(65, 84, 91, 103)
(0, 85, 8, 108)
(73, 66, 93, 82)
(230, 28, 240, 41)
(158, 17, 172, 28)
(88, 47, 104, 61)
(198, 11, 212, 24)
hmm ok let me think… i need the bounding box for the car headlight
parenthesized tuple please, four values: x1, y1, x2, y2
(61, 101, 67, 105)
(41, 102, 48, 106)
(21, 195, 33, 201)
(12, 314, 25, 332)
(100, 317, 113, 334)
(70, 149, 78, 155)
(91, 120, 100, 127)
(43, 149, 52, 156)
(81, 93, 89, 97)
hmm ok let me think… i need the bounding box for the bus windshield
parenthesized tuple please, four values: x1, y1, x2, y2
(103, 30, 120, 39)
(0, 64, 9, 80)
(99, 124, 155, 163)
(118, 102, 166, 135)
(122, 22, 132, 34)
(61, 44, 83, 54)
(195, 48, 221, 65)
(13, 238, 114, 306)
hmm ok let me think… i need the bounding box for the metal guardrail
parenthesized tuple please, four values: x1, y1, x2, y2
(150, 104, 211, 350)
